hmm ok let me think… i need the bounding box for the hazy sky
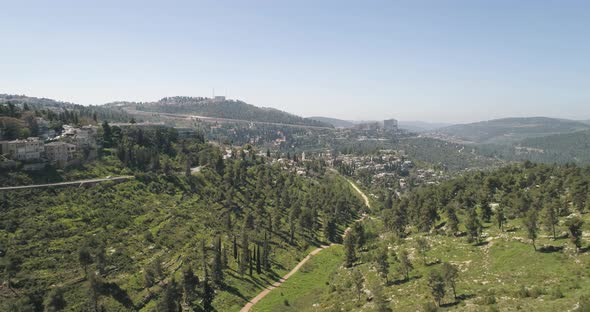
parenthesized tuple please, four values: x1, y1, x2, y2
(1, 0, 589, 123)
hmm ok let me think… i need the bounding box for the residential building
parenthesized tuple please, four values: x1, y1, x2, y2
(45, 142, 76, 167)
(0, 137, 44, 161)
(383, 119, 398, 131)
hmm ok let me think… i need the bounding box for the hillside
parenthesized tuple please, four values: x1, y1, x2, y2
(0, 94, 130, 126)
(436, 117, 590, 145)
(477, 129, 590, 164)
(254, 162, 590, 311)
(398, 121, 450, 133)
(118, 97, 332, 128)
(0, 135, 364, 311)
(308, 116, 355, 128)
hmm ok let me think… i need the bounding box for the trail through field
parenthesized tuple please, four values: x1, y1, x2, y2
(240, 177, 371, 312)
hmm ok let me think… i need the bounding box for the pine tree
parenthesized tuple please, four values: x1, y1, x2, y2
(441, 262, 459, 301)
(524, 209, 539, 251)
(343, 231, 356, 268)
(212, 236, 223, 285)
(465, 208, 482, 244)
(78, 247, 93, 277)
(398, 249, 413, 281)
(428, 270, 446, 307)
(374, 245, 390, 284)
(542, 202, 559, 239)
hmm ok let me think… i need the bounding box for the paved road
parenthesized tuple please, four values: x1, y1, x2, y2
(240, 178, 371, 312)
(0, 176, 134, 191)
(124, 108, 334, 130)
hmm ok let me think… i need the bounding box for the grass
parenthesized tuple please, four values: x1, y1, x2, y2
(252, 245, 344, 312)
(253, 215, 590, 311)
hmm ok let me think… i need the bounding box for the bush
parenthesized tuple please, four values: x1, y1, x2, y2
(481, 294, 497, 305)
(549, 287, 563, 299)
(528, 287, 544, 299)
(283, 299, 290, 306)
(422, 302, 438, 312)
(516, 285, 528, 298)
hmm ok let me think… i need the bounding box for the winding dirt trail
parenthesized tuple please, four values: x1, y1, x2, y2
(240, 178, 370, 312)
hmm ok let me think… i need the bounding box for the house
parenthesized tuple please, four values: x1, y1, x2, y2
(45, 142, 77, 167)
(0, 137, 44, 161)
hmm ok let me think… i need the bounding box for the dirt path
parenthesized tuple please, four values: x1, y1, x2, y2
(240, 177, 371, 312)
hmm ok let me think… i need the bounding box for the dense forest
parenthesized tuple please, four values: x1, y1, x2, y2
(0, 126, 364, 311)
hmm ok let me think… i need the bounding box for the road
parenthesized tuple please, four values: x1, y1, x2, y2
(123, 108, 334, 130)
(240, 178, 371, 312)
(0, 176, 134, 191)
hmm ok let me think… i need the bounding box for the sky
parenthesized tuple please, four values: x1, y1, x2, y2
(1, 0, 589, 123)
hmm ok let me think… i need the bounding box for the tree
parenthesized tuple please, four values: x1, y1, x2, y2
(446, 204, 459, 235)
(96, 246, 107, 275)
(428, 270, 446, 307)
(239, 232, 249, 276)
(181, 266, 199, 306)
(465, 208, 482, 244)
(352, 222, 366, 250)
(88, 272, 102, 312)
(441, 262, 459, 301)
(374, 245, 390, 283)
(478, 197, 492, 222)
(343, 231, 356, 268)
(523, 209, 539, 251)
(415, 237, 430, 265)
(102, 121, 112, 148)
(565, 216, 584, 252)
(542, 202, 559, 240)
(495, 206, 505, 232)
(3, 255, 20, 288)
(397, 249, 413, 281)
(352, 268, 364, 301)
(212, 236, 224, 285)
(158, 278, 180, 312)
(323, 216, 337, 243)
(45, 287, 67, 311)
(78, 247, 93, 277)
(203, 275, 214, 311)
(371, 281, 392, 312)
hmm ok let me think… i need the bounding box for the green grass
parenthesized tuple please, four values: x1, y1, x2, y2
(254, 216, 590, 312)
(252, 245, 344, 312)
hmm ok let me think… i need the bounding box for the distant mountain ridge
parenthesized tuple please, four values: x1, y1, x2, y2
(437, 117, 590, 144)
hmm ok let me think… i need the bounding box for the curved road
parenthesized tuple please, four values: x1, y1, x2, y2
(240, 179, 370, 312)
(0, 176, 134, 191)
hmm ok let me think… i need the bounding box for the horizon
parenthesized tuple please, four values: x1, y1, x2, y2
(3, 92, 590, 125)
(1, 0, 590, 123)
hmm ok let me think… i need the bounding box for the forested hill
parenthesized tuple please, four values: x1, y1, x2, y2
(0, 94, 130, 124)
(436, 117, 590, 145)
(0, 125, 363, 311)
(118, 96, 332, 128)
(477, 129, 590, 164)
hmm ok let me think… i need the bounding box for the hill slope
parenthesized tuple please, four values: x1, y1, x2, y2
(437, 117, 590, 145)
(308, 116, 355, 128)
(116, 97, 332, 128)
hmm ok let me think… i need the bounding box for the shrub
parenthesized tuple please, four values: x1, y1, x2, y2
(549, 287, 563, 299)
(422, 302, 438, 312)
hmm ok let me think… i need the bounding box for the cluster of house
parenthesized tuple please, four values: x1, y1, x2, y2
(0, 125, 99, 170)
